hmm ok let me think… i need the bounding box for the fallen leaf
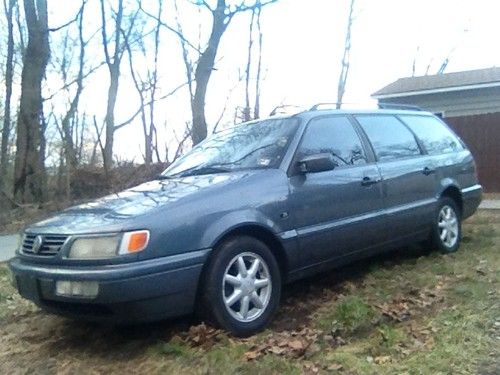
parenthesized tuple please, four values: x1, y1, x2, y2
(288, 339, 304, 350)
(244, 350, 262, 361)
(374, 355, 392, 364)
(269, 346, 286, 355)
(327, 363, 343, 371)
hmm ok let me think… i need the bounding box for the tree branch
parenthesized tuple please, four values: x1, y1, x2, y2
(114, 81, 191, 130)
(48, 0, 87, 32)
(227, 0, 278, 21)
(100, 0, 111, 66)
(43, 62, 105, 102)
(139, 2, 201, 54)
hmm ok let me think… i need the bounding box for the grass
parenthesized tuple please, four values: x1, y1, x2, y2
(317, 295, 375, 334)
(0, 211, 498, 374)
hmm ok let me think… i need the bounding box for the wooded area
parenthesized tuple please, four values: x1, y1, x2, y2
(0, 0, 364, 210)
(0, 0, 272, 208)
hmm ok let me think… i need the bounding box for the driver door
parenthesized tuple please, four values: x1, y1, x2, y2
(287, 115, 386, 268)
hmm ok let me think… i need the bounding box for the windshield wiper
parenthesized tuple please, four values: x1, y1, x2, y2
(177, 166, 231, 177)
(156, 174, 173, 180)
(162, 165, 232, 178)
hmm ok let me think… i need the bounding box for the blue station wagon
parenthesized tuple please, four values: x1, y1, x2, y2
(9, 106, 482, 336)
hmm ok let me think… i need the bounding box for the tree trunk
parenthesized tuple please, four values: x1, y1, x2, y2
(100, 0, 124, 173)
(336, 0, 355, 109)
(61, 2, 86, 170)
(103, 66, 119, 171)
(13, 0, 50, 203)
(191, 2, 227, 145)
(243, 9, 256, 122)
(0, 0, 15, 197)
(254, 6, 263, 119)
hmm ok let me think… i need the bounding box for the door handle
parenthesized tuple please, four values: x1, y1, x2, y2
(422, 166, 436, 176)
(361, 176, 380, 186)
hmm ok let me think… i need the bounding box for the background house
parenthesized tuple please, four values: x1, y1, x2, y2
(373, 67, 500, 192)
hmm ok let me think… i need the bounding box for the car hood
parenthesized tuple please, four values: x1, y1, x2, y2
(27, 171, 259, 234)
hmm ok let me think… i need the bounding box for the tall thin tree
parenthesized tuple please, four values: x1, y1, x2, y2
(254, 5, 263, 119)
(0, 0, 15, 199)
(243, 8, 256, 122)
(336, 0, 355, 109)
(13, 0, 50, 203)
(99, 0, 139, 172)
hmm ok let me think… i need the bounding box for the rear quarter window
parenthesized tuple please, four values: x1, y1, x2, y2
(399, 115, 464, 155)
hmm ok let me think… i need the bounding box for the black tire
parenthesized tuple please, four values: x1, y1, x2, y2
(199, 236, 281, 337)
(429, 197, 462, 253)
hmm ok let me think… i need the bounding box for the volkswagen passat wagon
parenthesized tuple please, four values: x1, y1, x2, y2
(9, 107, 482, 336)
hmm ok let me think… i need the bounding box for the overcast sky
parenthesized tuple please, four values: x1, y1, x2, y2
(46, 0, 500, 162)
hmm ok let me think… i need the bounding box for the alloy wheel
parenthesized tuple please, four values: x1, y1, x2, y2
(222, 252, 272, 323)
(438, 205, 459, 248)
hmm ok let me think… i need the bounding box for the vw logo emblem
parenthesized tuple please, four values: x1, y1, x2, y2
(32, 235, 44, 254)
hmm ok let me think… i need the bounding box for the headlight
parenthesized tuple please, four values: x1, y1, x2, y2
(68, 235, 121, 259)
(68, 230, 149, 259)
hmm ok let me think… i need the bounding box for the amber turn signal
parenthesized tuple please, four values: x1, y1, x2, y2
(119, 230, 150, 254)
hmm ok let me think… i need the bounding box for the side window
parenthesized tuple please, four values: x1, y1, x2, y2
(297, 116, 367, 167)
(399, 115, 464, 155)
(356, 115, 421, 161)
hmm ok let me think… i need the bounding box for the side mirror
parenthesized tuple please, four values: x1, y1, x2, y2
(297, 153, 336, 174)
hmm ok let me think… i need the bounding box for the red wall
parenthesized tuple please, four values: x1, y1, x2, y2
(446, 113, 500, 192)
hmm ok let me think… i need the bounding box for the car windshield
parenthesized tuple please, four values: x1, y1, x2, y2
(161, 118, 300, 177)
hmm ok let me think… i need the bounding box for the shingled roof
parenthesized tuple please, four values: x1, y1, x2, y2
(372, 67, 500, 98)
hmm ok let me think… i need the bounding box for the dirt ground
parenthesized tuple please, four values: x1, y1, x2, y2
(0, 210, 498, 374)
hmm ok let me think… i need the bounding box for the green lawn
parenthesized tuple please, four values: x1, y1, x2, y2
(0, 211, 498, 374)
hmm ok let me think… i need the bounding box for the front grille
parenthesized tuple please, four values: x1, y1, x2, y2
(22, 234, 69, 256)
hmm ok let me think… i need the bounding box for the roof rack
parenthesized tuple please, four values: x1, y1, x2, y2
(269, 105, 303, 116)
(308, 103, 342, 111)
(377, 103, 423, 111)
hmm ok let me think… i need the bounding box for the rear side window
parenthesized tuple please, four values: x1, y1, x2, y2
(356, 115, 421, 161)
(297, 116, 367, 167)
(399, 115, 464, 155)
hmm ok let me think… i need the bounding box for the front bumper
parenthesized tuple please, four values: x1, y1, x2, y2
(8, 249, 210, 323)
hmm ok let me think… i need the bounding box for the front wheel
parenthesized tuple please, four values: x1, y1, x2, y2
(199, 236, 281, 336)
(429, 197, 462, 253)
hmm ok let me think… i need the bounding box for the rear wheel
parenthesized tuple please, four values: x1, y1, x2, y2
(199, 236, 281, 336)
(429, 197, 461, 253)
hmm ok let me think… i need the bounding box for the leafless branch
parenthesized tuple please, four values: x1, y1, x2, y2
(226, 0, 278, 22)
(139, 2, 201, 54)
(114, 80, 191, 130)
(100, 0, 111, 66)
(49, 0, 87, 32)
(43, 61, 105, 102)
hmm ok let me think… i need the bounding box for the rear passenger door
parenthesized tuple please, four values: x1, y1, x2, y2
(288, 115, 386, 268)
(354, 115, 436, 240)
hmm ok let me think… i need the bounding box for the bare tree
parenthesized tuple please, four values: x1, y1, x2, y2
(60, 1, 87, 170)
(173, 0, 195, 104)
(13, 0, 50, 203)
(242, 5, 264, 122)
(143, 1, 277, 145)
(0, 0, 15, 198)
(189, 0, 277, 145)
(254, 5, 263, 119)
(243, 8, 256, 122)
(99, 0, 139, 172)
(127, 0, 162, 166)
(336, 0, 355, 109)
